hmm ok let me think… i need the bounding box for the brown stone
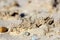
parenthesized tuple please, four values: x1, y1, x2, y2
(0, 27, 8, 33)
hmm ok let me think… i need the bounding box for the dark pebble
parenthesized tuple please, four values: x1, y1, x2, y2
(20, 13, 25, 18)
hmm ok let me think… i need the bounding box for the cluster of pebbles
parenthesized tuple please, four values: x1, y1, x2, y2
(0, 0, 60, 40)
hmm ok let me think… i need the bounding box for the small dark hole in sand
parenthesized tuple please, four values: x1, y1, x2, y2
(48, 20, 54, 25)
(28, 1, 32, 3)
(44, 17, 50, 21)
(11, 12, 18, 16)
(53, 0, 58, 8)
(36, 24, 42, 28)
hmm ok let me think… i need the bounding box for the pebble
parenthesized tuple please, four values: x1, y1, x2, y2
(24, 32, 30, 36)
(0, 27, 8, 33)
(20, 13, 25, 18)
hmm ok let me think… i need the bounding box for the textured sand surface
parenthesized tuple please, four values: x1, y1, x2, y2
(0, 0, 60, 40)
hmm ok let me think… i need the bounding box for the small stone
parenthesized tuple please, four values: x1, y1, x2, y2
(20, 13, 25, 18)
(24, 32, 30, 36)
(0, 27, 8, 33)
(14, 3, 20, 7)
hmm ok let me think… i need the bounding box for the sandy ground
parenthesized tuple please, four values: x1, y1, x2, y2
(0, 0, 60, 40)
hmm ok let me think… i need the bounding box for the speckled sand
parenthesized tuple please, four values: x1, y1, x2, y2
(0, 0, 60, 40)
